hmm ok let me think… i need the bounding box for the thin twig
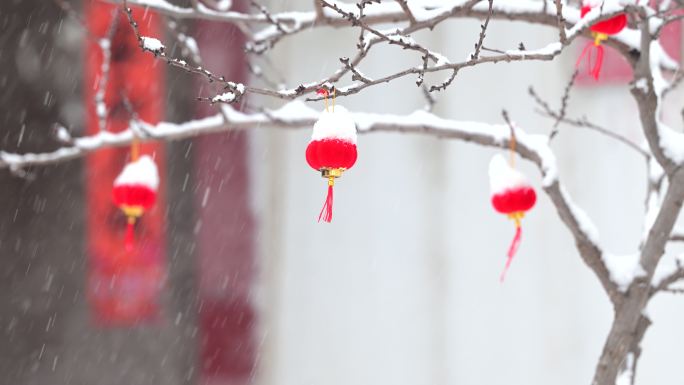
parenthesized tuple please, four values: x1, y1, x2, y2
(471, 0, 493, 60)
(554, 0, 567, 44)
(529, 86, 649, 157)
(395, 0, 417, 25)
(553, 69, 579, 132)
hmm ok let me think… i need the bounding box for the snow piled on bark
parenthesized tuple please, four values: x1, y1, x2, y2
(141, 36, 165, 53)
(602, 253, 646, 292)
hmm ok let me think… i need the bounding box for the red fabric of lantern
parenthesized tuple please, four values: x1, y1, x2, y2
(581, 6, 627, 36)
(306, 138, 357, 171)
(491, 186, 536, 214)
(112, 184, 157, 209)
(306, 105, 358, 223)
(489, 154, 537, 282)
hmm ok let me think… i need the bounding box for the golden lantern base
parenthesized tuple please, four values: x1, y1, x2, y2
(121, 205, 144, 218)
(320, 168, 344, 179)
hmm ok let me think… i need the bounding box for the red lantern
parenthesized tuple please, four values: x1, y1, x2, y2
(489, 154, 536, 281)
(112, 154, 160, 251)
(576, 4, 628, 80)
(305, 89, 357, 222)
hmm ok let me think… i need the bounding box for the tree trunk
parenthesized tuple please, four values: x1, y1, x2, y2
(592, 303, 649, 385)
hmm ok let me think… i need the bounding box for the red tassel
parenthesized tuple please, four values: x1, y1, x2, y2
(318, 183, 334, 223)
(591, 45, 604, 80)
(576, 41, 592, 70)
(125, 217, 136, 252)
(576, 42, 604, 80)
(500, 224, 522, 282)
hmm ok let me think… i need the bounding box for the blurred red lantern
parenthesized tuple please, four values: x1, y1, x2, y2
(113, 153, 160, 251)
(489, 154, 537, 282)
(576, 4, 628, 80)
(305, 89, 358, 222)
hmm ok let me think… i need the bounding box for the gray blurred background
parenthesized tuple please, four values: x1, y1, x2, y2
(1, 0, 684, 384)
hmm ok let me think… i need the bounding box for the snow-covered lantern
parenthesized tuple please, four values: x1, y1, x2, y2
(576, 3, 627, 79)
(305, 88, 358, 222)
(489, 153, 537, 281)
(112, 154, 159, 251)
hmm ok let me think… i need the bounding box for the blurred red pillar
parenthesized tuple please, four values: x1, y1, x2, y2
(193, 3, 258, 383)
(84, 0, 166, 326)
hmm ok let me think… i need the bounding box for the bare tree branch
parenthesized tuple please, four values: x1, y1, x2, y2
(529, 86, 649, 158)
(554, 0, 567, 44)
(471, 0, 493, 60)
(395, 0, 417, 25)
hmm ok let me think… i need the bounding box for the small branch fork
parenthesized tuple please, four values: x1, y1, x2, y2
(529, 85, 649, 158)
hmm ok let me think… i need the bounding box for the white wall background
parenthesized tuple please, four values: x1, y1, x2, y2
(248, 2, 684, 384)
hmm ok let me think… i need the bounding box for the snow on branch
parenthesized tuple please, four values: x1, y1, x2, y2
(630, 5, 684, 174)
(0, 100, 618, 301)
(651, 253, 684, 295)
(110, 0, 678, 105)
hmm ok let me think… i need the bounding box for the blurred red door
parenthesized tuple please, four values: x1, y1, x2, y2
(193, 3, 258, 384)
(84, 0, 166, 326)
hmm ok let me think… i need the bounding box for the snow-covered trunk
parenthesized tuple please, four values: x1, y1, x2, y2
(593, 170, 684, 385)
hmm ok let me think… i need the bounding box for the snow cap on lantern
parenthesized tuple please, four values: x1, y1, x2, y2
(305, 96, 358, 223)
(488, 153, 536, 282)
(489, 154, 536, 214)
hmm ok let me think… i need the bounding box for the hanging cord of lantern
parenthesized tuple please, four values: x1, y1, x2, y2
(502, 110, 522, 231)
(125, 135, 141, 250)
(317, 86, 336, 113)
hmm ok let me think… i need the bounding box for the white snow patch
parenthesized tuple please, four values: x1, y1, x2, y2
(141, 36, 164, 53)
(615, 353, 634, 385)
(433, 52, 450, 66)
(488, 154, 531, 195)
(386, 34, 417, 46)
(114, 155, 160, 190)
(560, 186, 600, 245)
(55, 126, 71, 142)
(178, 33, 200, 59)
(311, 105, 357, 144)
(642, 189, 660, 241)
(649, 157, 664, 184)
(633, 78, 649, 93)
(603, 253, 646, 291)
(657, 122, 684, 163)
(268, 100, 318, 121)
(519, 131, 557, 186)
(211, 0, 232, 11)
(212, 92, 237, 104)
